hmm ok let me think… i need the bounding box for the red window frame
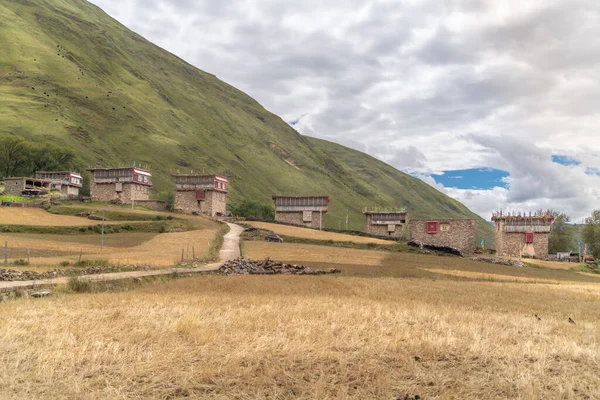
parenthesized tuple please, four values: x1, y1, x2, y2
(525, 232, 534, 243)
(427, 221, 438, 234)
(196, 190, 205, 200)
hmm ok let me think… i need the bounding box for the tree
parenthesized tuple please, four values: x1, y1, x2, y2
(582, 210, 600, 259)
(548, 211, 574, 254)
(0, 135, 32, 178)
(231, 200, 274, 220)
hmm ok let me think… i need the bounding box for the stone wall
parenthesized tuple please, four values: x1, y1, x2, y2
(202, 190, 227, 217)
(175, 190, 227, 216)
(136, 200, 167, 212)
(275, 211, 326, 229)
(90, 182, 149, 202)
(409, 219, 475, 253)
(496, 231, 549, 259)
(61, 185, 80, 196)
(3, 179, 25, 195)
(365, 215, 404, 238)
(174, 191, 200, 213)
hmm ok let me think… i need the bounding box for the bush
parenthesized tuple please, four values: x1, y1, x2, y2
(67, 276, 92, 292)
(231, 200, 274, 220)
(13, 259, 29, 266)
(59, 260, 70, 267)
(73, 259, 109, 268)
(191, 211, 199, 216)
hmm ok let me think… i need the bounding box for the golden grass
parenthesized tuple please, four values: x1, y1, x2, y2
(1, 274, 599, 399)
(420, 268, 587, 286)
(248, 221, 395, 244)
(0, 208, 129, 226)
(0, 229, 219, 267)
(244, 241, 388, 266)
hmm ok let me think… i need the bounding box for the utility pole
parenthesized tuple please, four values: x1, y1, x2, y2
(101, 209, 106, 252)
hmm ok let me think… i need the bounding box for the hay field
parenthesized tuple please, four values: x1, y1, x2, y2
(244, 241, 389, 266)
(0, 208, 130, 226)
(0, 227, 221, 267)
(1, 270, 599, 399)
(248, 221, 395, 244)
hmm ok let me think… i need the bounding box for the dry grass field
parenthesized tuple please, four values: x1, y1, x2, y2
(0, 269, 599, 399)
(0, 229, 219, 267)
(0, 207, 222, 267)
(247, 221, 395, 244)
(0, 208, 131, 226)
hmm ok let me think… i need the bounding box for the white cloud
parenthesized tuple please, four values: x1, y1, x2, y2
(90, 0, 600, 220)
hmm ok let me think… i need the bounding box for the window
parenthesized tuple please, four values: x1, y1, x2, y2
(525, 232, 534, 243)
(440, 223, 450, 232)
(427, 221, 438, 234)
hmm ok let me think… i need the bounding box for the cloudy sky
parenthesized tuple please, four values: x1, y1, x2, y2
(90, 0, 600, 221)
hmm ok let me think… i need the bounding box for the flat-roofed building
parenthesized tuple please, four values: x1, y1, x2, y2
(3, 177, 52, 196)
(363, 208, 408, 238)
(273, 196, 329, 229)
(173, 174, 228, 217)
(492, 211, 554, 259)
(35, 171, 82, 196)
(409, 218, 476, 254)
(86, 167, 152, 203)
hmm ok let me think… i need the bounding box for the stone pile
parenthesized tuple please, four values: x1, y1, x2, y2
(218, 258, 341, 275)
(468, 256, 524, 267)
(0, 265, 155, 282)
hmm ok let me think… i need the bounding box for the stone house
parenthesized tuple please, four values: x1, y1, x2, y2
(35, 171, 82, 196)
(86, 167, 152, 203)
(363, 208, 408, 238)
(3, 177, 52, 196)
(409, 218, 476, 254)
(491, 212, 553, 259)
(273, 196, 329, 229)
(173, 174, 228, 217)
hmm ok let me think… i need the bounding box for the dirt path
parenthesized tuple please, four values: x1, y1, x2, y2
(0, 222, 242, 291)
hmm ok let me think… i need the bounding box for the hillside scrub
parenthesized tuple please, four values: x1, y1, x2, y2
(0, 134, 82, 179)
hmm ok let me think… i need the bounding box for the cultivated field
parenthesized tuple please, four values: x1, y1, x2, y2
(0, 208, 131, 226)
(246, 221, 396, 244)
(0, 206, 222, 267)
(1, 267, 598, 399)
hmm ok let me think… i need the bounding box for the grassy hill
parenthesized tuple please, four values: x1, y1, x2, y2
(0, 0, 494, 242)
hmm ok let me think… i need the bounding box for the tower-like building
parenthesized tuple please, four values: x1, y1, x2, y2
(492, 211, 554, 259)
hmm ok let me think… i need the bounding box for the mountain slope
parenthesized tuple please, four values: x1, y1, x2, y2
(0, 0, 494, 242)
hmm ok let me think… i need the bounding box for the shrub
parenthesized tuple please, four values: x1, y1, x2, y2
(231, 200, 275, 220)
(59, 260, 70, 267)
(13, 259, 29, 266)
(73, 259, 109, 268)
(66, 276, 92, 293)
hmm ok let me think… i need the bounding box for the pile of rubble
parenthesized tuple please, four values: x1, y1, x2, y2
(0, 265, 155, 282)
(468, 256, 524, 267)
(218, 258, 341, 275)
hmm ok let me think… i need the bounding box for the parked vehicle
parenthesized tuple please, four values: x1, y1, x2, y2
(265, 234, 284, 243)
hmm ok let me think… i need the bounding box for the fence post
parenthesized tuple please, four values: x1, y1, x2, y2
(192, 246, 195, 261)
(4, 241, 7, 265)
(181, 249, 184, 263)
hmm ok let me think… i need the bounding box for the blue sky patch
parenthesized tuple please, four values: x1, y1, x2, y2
(432, 168, 509, 190)
(552, 155, 581, 166)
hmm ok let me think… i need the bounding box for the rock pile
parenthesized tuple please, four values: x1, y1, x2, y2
(469, 256, 524, 267)
(218, 258, 341, 275)
(0, 265, 155, 282)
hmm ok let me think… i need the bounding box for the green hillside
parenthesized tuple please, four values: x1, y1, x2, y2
(0, 0, 494, 242)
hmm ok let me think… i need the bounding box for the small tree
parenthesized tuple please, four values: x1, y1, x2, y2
(582, 210, 600, 259)
(548, 211, 574, 254)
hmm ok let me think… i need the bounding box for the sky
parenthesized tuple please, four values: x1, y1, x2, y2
(89, 0, 600, 222)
